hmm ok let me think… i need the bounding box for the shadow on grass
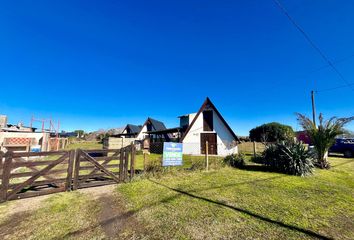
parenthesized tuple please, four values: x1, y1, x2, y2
(240, 164, 274, 172)
(149, 180, 333, 240)
(331, 159, 353, 167)
(187, 175, 284, 193)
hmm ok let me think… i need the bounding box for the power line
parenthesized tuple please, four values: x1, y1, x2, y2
(308, 52, 354, 74)
(272, 0, 354, 91)
(316, 82, 354, 93)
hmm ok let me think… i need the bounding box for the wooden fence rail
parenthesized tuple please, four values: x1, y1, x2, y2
(0, 144, 135, 202)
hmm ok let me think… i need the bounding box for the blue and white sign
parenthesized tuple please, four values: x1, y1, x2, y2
(162, 142, 183, 166)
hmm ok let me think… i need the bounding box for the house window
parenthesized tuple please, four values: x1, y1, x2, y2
(147, 123, 152, 131)
(203, 111, 213, 131)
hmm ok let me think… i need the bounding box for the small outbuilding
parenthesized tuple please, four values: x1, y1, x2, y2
(180, 98, 239, 156)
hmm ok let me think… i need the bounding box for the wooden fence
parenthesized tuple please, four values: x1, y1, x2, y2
(0, 144, 135, 202)
(238, 142, 266, 154)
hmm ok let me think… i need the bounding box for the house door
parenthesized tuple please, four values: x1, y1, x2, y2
(200, 133, 217, 155)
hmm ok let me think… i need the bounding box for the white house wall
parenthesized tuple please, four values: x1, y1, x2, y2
(136, 125, 147, 140)
(182, 109, 238, 156)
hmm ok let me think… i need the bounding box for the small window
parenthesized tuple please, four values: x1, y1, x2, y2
(203, 111, 213, 131)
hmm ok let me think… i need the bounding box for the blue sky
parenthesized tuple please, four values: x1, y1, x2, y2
(0, 0, 353, 135)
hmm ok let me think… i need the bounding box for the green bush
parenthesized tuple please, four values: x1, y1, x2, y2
(262, 141, 314, 176)
(224, 154, 245, 168)
(145, 158, 163, 174)
(251, 154, 264, 164)
(249, 122, 294, 142)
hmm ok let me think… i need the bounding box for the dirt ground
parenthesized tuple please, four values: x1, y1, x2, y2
(0, 185, 144, 239)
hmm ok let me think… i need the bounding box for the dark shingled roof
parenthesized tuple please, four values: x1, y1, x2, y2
(148, 118, 167, 131)
(126, 124, 142, 134)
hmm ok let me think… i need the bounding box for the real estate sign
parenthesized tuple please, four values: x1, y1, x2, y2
(162, 142, 183, 166)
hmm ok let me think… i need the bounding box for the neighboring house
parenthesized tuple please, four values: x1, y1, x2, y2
(136, 117, 169, 141)
(0, 115, 50, 152)
(117, 124, 142, 138)
(180, 97, 239, 156)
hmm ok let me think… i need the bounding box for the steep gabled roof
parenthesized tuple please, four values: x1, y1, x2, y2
(125, 124, 142, 134)
(137, 117, 168, 137)
(180, 97, 240, 142)
(148, 118, 167, 131)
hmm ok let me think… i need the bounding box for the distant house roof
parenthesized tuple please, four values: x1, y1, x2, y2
(147, 118, 167, 131)
(125, 124, 142, 134)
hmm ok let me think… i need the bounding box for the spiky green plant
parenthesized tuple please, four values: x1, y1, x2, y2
(262, 141, 314, 176)
(296, 113, 354, 169)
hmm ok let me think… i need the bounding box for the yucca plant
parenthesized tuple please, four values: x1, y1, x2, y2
(296, 113, 354, 169)
(263, 141, 314, 176)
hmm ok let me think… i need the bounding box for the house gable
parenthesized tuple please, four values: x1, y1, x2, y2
(180, 97, 239, 143)
(136, 117, 167, 140)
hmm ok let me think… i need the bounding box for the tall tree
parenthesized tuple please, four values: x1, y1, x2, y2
(249, 122, 294, 142)
(296, 113, 354, 169)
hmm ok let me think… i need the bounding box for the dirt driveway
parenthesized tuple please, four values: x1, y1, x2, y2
(0, 185, 145, 239)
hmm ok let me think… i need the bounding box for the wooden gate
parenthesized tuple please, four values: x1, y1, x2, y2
(0, 150, 74, 202)
(0, 144, 136, 202)
(73, 145, 135, 190)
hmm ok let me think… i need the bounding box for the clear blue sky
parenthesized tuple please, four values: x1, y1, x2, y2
(1, 0, 353, 135)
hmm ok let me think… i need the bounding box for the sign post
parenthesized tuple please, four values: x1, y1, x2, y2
(162, 142, 183, 167)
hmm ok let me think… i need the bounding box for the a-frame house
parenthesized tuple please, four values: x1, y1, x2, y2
(179, 97, 239, 155)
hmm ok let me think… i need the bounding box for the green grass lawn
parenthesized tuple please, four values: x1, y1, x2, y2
(65, 141, 103, 150)
(118, 157, 354, 239)
(0, 157, 352, 239)
(0, 192, 104, 240)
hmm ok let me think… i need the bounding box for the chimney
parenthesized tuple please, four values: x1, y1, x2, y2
(0, 115, 8, 129)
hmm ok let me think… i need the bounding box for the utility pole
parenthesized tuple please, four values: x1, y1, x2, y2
(311, 90, 317, 127)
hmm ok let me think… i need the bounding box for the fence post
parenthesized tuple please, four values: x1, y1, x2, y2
(119, 148, 124, 181)
(124, 147, 129, 181)
(0, 152, 13, 202)
(130, 143, 135, 179)
(205, 141, 209, 171)
(72, 149, 81, 190)
(143, 152, 147, 172)
(66, 150, 75, 191)
(253, 141, 256, 157)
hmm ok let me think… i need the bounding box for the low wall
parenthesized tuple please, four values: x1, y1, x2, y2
(103, 137, 136, 150)
(238, 142, 266, 154)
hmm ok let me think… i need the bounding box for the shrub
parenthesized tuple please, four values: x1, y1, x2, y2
(251, 154, 264, 164)
(224, 154, 245, 168)
(249, 122, 294, 142)
(262, 141, 314, 176)
(145, 158, 163, 174)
